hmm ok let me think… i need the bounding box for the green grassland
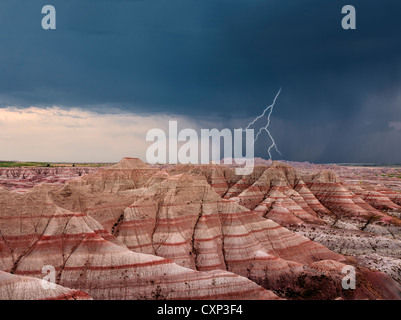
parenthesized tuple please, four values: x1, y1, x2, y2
(0, 161, 48, 167)
(0, 161, 112, 168)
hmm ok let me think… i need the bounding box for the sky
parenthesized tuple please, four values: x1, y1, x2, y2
(0, 0, 400, 163)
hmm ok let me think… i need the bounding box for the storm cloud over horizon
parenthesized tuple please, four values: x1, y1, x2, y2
(0, 0, 400, 163)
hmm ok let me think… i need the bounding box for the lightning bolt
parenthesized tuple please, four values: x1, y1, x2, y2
(242, 88, 282, 159)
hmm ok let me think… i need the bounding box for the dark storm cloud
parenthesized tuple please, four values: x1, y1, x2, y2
(0, 0, 400, 162)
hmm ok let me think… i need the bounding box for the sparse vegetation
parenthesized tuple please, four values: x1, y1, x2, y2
(0, 161, 112, 168)
(382, 174, 401, 179)
(0, 161, 48, 167)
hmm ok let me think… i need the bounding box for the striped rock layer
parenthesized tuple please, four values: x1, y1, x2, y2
(0, 185, 278, 300)
(48, 159, 400, 299)
(1, 157, 400, 299)
(109, 173, 400, 299)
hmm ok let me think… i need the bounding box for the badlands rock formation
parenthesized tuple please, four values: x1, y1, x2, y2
(0, 167, 99, 192)
(0, 271, 91, 300)
(0, 183, 276, 300)
(0, 157, 400, 300)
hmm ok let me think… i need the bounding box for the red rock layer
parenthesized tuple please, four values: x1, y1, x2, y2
(263, 203, 304, 226)
(293, 180, 331, 215)
(222, 166, 269, 199)
(0, 270, 91, 300)
(225, 163, 324, 225)
(49, 159, 400, 299)
(111, 172, 401, 299)
(346, 183, 400, 211)
(187, 165, 230, 197)
(3, 158, 399, 299)
(373, 185, 401, 206)
(304, 170, 387, 219)
(112, 173, 378, 298)
(254, 192, 311, 226)
(0, 185, 278, 300)
(50, 158, 161, 231)
(0, 167, 99, 192)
